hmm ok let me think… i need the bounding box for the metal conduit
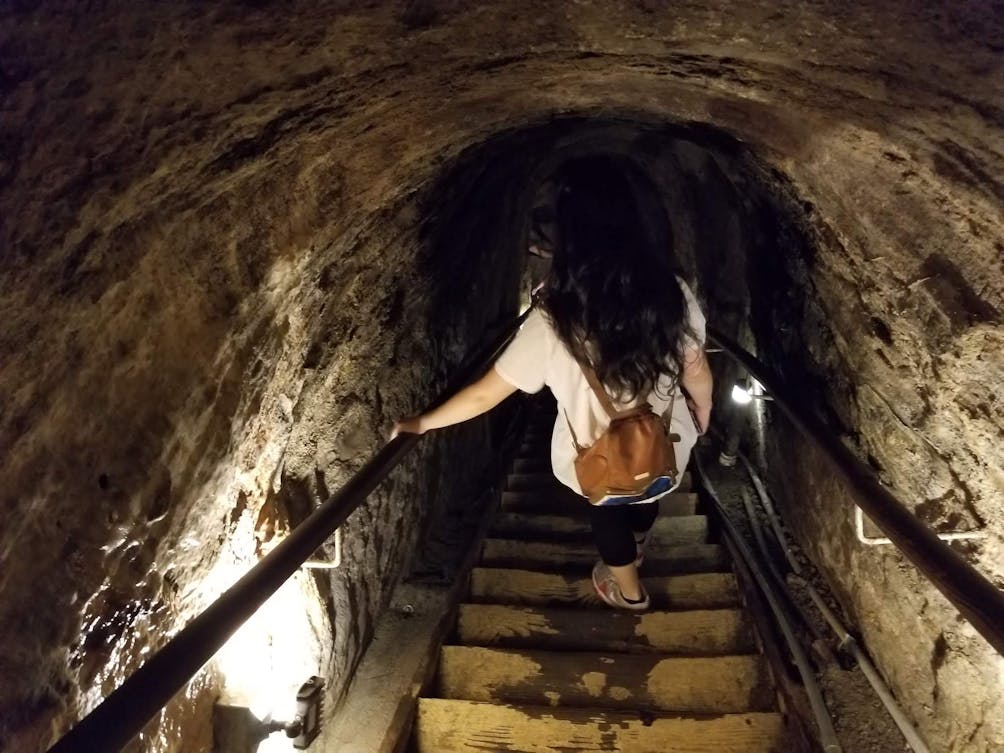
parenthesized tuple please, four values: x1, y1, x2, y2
(734, 448, 931, 753)
(737, 487, 834, 658)
(706, 328, 1004, 656)
(693, 451, 843, 753)
(48, 307, 534, 753)
(709, 426, 833, 654)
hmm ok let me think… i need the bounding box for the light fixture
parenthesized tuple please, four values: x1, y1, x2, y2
(215, 676, 325, 752)
(731, 378, 773, 405)
(289, 676, 325, 749)
(731, 380, 753, 405)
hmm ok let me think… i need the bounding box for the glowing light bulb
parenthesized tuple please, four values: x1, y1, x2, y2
(731, 382, 753, 405)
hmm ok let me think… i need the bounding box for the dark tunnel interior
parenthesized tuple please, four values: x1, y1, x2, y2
(1, 2, 1002, 752)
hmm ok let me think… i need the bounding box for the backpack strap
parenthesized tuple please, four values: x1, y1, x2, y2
(562, 408, 585, 452)
(580, 362, 651, 419)
(580, 364, 618, 418)
(563, 367, 608, 452)
(566, 359, 655, 453)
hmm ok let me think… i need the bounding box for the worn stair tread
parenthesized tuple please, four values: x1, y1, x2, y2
(518, 442, 552, 453)
(506, 473, 566, 492)
(512, 458, 552, 474)
(468, 568, 740, 610)
(490, 512, 708, 544)
(521, 431, 553, 441)
(480, 539, 729, 574)
(455, 603, 755, 655)
(437, 646, 772, 713)
(517, 443, 551, 456)
(414, 698, 786, 753)
(502, 490, 699, 517)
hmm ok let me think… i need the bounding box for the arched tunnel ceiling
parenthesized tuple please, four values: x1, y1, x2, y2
(1, 2, 1003, 752)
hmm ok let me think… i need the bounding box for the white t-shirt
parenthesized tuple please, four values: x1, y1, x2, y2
(495, 279, 706, 497)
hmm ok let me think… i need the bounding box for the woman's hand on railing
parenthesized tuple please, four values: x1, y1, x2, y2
(689, 400, 712, 435)
(390, 369, 519, 442)
(680, 346, 713, 435)
(390, 417, 425, 440)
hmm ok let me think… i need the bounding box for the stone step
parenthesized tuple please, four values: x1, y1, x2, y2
(518, 440, 550, 453)
(436, 646, 771, 714)
(510, 461, 550, 475)
(519, 443, 549, 453)
(490, 511, 708, 544)
(414, 698, 786, 753)
(506, 472, 566, 492)
(525, 415, 554, 426)
(518, 441, 550, 456)
(522, 427, 552, 438)
(468, 568, 741, 610)
(512, 457, 551, 474)
(501, 490, 699, 517)
(455, 604, 755, 655)
(480, 539, 728, 575)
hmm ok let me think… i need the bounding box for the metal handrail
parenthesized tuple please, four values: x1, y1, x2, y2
(707, 327, 1004, 656)
(48, 307, 533, 753)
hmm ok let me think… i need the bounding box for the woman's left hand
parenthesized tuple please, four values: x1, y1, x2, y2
(390, 417, 424, 440)
(389, 368, 518, 441)
(690, 402, 712, 435)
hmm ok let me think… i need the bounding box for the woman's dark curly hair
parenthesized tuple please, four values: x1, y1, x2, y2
(541, 154, 695, 402)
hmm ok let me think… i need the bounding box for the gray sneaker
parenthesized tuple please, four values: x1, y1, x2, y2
(591, 561, 650, 611)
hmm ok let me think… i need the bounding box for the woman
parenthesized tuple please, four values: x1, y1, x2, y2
(393, 155, 713, 611)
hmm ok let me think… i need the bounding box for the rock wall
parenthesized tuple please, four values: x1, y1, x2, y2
(1, 2, 1002, 752)
(745, 163, 1004, 752)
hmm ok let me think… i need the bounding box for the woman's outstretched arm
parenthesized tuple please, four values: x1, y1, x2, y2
(680, 347, 713, 433)
(392, 367, 518, 437)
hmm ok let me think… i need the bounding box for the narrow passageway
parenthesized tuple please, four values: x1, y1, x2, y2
(1, 3, 1002, 752)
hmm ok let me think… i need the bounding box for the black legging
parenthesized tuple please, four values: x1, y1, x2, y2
(589, 501, 660, 567)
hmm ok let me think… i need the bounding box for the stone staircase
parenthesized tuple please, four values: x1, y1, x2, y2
(412, 406, 787, 752)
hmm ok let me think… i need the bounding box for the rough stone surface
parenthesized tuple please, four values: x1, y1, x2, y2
(745, 157, 1004, 752)
(1, 2, 1002, 752)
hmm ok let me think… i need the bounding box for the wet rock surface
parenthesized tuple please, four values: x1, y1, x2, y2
(1, 1, 1002, 751)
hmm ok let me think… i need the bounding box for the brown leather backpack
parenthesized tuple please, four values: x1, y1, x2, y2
(568, 365, 680, 505)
